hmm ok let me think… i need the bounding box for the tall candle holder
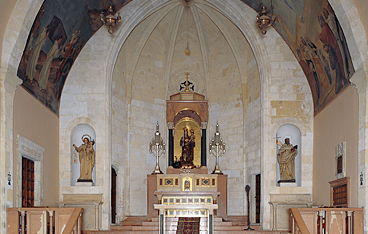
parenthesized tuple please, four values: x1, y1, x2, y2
(209, 123, 225, 174)
(149, 123, 166, 174)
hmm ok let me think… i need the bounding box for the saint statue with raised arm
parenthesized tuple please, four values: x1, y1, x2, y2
(276, 138, 298, 182)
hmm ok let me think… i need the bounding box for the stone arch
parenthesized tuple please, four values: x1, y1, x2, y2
(2, 0, 367, 231)
(271, 117, 307, 137)
(173, 110, 202, 126)
(3, 0, 367, 103)
(2, 0, 43, 71)
(328, 0, 368, 71)
(102, 0, 271, 107)
(100, 7, 270, 224)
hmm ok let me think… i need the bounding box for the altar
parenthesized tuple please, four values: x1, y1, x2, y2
(146, 84, 228, 233)
(147, 169, 227, 220)
(147, 169, 227, 234)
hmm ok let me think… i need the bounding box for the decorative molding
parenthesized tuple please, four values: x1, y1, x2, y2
(17, 135, 46, 207)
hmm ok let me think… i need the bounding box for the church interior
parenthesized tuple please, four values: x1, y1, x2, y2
(1, 0, 368, 233)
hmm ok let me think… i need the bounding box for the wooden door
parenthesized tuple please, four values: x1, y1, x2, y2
(255, 174, 261, 223)
(111, 167, 117, 223)
(22, 157, 34, 207)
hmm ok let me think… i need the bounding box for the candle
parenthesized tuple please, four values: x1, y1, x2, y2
(215, 133, 220, 144)
(155, 133, 160, 144)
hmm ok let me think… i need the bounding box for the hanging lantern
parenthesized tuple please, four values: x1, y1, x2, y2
(100, 5, 121, 34)
(256, 2, 275, 35)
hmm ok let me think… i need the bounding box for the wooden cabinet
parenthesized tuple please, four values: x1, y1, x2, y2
(329, 177, 350, 207)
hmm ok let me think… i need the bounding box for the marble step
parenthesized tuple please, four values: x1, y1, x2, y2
(111, 225, 159, 231)
(96, 216, 289, 234)
(120, 216, 149, 226)
(83, 230, 289, 234)
(83, 231, 159, 234)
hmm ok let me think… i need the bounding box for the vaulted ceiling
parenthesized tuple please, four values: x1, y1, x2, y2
(13, 0, 357, 115)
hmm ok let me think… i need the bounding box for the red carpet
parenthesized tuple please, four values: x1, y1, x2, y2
(176, 217, 200, 234)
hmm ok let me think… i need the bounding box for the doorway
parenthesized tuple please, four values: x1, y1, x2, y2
(22, 157, 34, 207)
(111, 167, 117, 223)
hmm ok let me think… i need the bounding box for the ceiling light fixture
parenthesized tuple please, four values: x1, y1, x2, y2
(100, 4, 121, 34)
(256, 0, 276, 35)
(185, 1, 190, 56)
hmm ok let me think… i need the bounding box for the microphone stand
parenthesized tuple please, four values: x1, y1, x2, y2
(244, 185, 254, 230)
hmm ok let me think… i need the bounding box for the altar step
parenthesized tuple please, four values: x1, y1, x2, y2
(82, 216, 290, 234)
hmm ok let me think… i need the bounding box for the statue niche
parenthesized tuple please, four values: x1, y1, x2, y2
(174, 118, 201, 168)
(167, 88, 208, 169)
(71, 124, 96, 185)
(73, 134, 95, 182)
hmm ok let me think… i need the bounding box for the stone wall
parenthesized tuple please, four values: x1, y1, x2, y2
(2, 0, 367, 232)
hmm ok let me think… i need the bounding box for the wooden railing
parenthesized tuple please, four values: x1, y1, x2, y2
(7, 207, 83, 234)
(290, 207, 364, 234)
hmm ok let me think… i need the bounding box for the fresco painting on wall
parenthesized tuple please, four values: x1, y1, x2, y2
(17, 0, 354, 116)
(17, 0, 128, 115)
(242, 0, 354, 115)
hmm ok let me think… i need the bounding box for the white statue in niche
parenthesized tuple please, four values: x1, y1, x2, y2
(276, 138, 298, 182)
(73, 134, 95, 182)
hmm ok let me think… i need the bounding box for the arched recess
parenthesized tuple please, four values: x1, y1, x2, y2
(173, 109, 202, 126)
(103, 0, 271, 101)
(103, 0, 272, 229)
(70, 124, 97, 186)
(276, 124, 302, 187)
(271, 117, 309, 188)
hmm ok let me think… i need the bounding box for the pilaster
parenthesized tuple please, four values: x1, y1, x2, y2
(350, 66, 368, 231)
(0, 68, 22, 232)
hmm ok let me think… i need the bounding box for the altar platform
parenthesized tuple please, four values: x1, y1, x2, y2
(147, 167, 227, 220)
